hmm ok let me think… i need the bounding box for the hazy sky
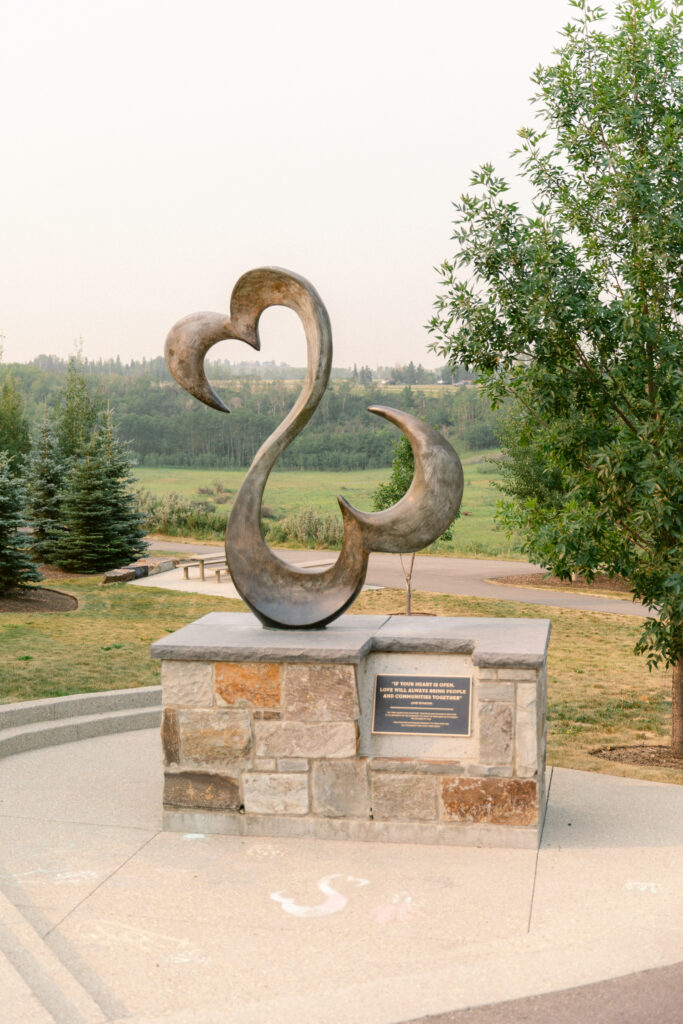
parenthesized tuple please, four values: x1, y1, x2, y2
(1, 0, 614, 370)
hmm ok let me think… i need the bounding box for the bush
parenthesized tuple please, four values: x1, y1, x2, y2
(265, 508, 344, 549)
(137, 489, 227, 540)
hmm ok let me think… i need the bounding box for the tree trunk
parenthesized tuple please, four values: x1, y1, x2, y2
(400, 552, 416, 615)
(673, 656, 683, 757)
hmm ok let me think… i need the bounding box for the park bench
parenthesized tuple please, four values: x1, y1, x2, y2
(182, 555, 229, 582)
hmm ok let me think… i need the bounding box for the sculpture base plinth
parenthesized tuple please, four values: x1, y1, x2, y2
(151, 612, 550, 848)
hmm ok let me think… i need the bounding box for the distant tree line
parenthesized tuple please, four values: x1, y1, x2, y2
(6, 358, 499, 471)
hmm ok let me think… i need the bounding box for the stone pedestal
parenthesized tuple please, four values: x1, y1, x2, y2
(151, 612, 550, 848)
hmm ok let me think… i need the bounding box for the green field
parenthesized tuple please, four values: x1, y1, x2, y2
(134, 453, 523, 558)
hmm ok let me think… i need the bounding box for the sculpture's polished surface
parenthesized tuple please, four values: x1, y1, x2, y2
(165, 267, 463, 629)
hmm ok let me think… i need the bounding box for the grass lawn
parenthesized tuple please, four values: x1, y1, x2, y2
(1, 578, 678, 786)
(134, 454, 523, 559)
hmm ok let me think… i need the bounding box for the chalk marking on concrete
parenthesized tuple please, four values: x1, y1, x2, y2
(270, 874, 370, 918)
(368, 891, 425, 924)
(77, 919, 209, 964)
(247, 844, 286, 858)
(625, 881, 660, 893)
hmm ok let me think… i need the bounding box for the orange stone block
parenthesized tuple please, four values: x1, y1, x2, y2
(441, 777, 538, 826)
(214, 661, 281, 708)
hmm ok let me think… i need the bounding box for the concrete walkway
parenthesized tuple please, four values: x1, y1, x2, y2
(144, 540, 649, 617)
(1, 729, 681, 1024)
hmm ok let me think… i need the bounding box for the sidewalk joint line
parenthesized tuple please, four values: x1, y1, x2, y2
(527, 766, 554, 934)
(43, 829, 162, 939)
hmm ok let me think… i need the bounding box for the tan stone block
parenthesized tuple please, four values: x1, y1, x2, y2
(371, 774, 438, 821)
(516, 683, 537, 710)
(479, 702, 514, 764)
(161, 709, 179, 765)
(277, 758, 309, 772)
(368, 757, 416, 773)
(214, 662, 281, 708)
(477, 681, 515, 701)
(178, 709, 252, 770)
(515, 706, 538, 775)
(475, 669, 499, 680)
(497, 669, 538, 682)
(282, 663, 357, 721)
(163, 771, 240, 811)
(161, 661, 213, 707)
(416, 760, 464, 776)
(254, 721, 358, 759)
(465, 763, 513, 778)
(311, 760, 370, 818)
(254, 759, 276, 771)
(243, 773, 309, 815)
(441, 777, 538, 826)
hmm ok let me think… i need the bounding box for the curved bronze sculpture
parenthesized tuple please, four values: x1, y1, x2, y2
(165, 267, 464, 629)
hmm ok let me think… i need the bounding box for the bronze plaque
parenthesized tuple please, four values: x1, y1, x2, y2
(372, 674, 472, 737)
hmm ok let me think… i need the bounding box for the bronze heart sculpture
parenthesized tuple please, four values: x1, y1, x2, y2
(165, 267, 464, 629)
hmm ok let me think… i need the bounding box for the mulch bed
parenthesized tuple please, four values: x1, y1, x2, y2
(490, 572, 632, 595)
(591, 745, 683, 771)
(0, 587, 78, 613)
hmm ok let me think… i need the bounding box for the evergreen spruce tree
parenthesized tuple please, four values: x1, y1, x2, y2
(0, 452, 41, 593)
(99, 408, 147, 567)
(51, 413, 146, 573)
(26, 410, 65, 564)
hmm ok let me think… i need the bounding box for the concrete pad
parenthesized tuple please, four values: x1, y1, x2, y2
(0, 731, 163, 829)
(130, 567, 243, 600)
(0, 818, 159, 920)
(62, 833, 536, 1023)
(528, 767, 683, 982)
(130, 564, 382, 601)
(0, 731, 681, 1024)
(0, 953, 56, 1024)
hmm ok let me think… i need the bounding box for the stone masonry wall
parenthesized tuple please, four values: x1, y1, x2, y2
(161, 652, 546, 846)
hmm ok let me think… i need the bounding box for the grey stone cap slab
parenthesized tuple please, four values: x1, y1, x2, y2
(374, 615, 551, 666)
(150, 612, 390, 663)
(151, 612, 550, 668)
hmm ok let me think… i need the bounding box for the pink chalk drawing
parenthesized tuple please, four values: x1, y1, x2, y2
(369, 891, 425, 924)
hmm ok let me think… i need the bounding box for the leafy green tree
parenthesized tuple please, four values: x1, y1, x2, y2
(54, 358, 103, 461)
(51, 413, 146, 573)
(430, 0, 683, 752)
(0, 452, 41, 593)
(0, 373, 31, 471)
(373, 435, 456, 613)
(26, 410, 65, 564)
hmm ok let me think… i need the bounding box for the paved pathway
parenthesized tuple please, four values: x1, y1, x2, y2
(146, 539, 649, 617)
(1, 730, 681, 1024)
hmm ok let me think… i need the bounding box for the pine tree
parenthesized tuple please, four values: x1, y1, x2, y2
(0, 452, 41, 593)
(51, 414, 146, 573)
(99, 408, 147, 567)
(26, 410, 65, 564)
